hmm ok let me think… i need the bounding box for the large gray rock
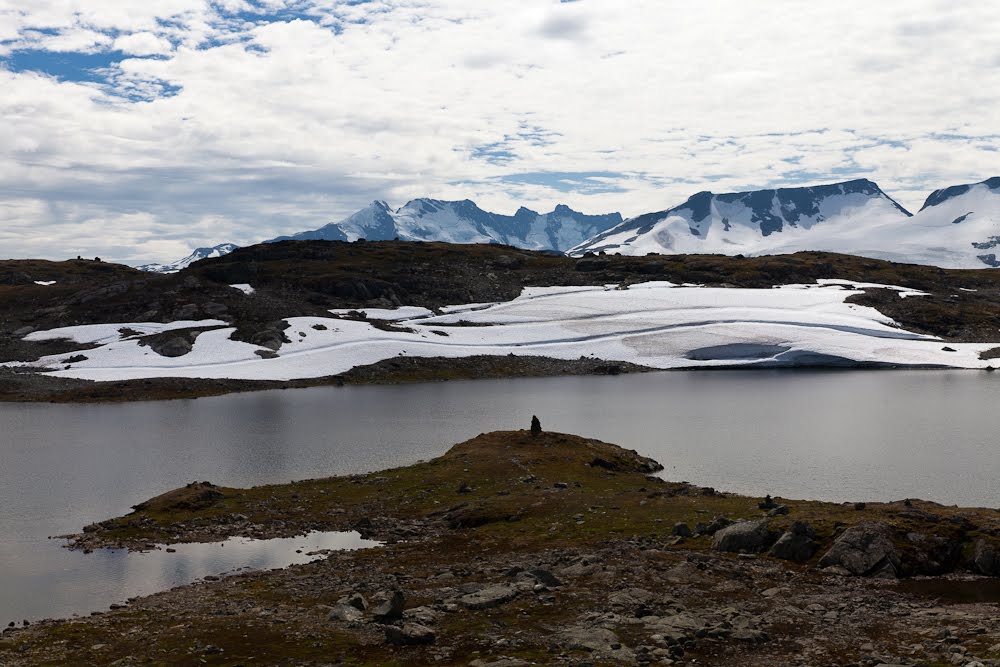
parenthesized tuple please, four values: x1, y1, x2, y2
(817, 522, 900, 577)
(768, 521, 818, 563)
(712, 519, 776, 553)
(459, 584, 519, 610)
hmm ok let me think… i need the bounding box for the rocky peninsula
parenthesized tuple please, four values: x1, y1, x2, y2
(4, 428, 1000, 666)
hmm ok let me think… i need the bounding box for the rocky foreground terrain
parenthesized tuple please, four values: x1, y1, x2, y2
(5, 242, 1000, 401)
(5, 430, 1000, 666)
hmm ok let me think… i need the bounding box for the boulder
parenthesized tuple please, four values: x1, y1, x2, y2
(768, 521, 818, 563)
(817, 522, 900, 577)
(384, 623, 435, 646)
(712, 519, 777, 554)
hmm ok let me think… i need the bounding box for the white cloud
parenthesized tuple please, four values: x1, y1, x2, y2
(113, 32, 174, 56)
(0, 0, 999, 262)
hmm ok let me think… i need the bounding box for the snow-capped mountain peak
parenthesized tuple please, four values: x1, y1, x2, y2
(920, 177, 1000, 211)
(137, 243, 240, 273)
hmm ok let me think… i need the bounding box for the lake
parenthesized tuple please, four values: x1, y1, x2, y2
(2, 369, 999, 623)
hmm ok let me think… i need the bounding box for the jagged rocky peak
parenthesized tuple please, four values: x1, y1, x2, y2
(920, 177, 1000, 211)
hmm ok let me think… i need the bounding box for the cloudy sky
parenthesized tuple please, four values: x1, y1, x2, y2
(1, 0, 999, 263)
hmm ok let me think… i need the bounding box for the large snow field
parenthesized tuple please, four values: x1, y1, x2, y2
(7, 282, 997, 382)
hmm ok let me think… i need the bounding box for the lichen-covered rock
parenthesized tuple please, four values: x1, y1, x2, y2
(817, 522, 900, 577)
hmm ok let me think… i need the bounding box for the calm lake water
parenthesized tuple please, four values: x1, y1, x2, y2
(2, 370, 999, 622)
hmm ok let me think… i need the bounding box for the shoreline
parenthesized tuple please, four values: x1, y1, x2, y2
(0, 353, 990, 404)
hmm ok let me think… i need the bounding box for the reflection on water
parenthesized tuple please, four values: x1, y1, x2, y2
(3, 532, 379, 623)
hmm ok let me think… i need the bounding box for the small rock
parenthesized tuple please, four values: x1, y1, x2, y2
(528, 569, 563, 588)
(459, 584, 518, 610)
(384, 622, 436, 646)
(372, 590, 405, 622)
(671, 522, 693, 538)
(758, 495, 777, 510)
(340, 593, 368, 611)
(329, 604, 363, 623)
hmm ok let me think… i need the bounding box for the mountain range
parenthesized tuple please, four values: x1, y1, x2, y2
(571, 177, 1000, 268)
(139, 177, 1000, 271)
(267, 199, 623, 252)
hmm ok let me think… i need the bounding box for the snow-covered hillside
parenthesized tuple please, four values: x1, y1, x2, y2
(8, 280, 996, 382)
(878, 177, 1000, 268)
(571, 179, 912, 257)
(572, 178, 1000, 269)
(268, 199, 623, 252)
(137, 243, 239, 273)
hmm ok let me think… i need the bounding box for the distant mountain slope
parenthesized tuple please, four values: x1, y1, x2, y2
(268, 199, 623, 253)
(137, 243, 240, 274)
(571, 177, 1000, 269)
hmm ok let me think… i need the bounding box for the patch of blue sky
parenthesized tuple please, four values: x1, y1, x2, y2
(470, 143, 517, 165)
(500, 172, 628, 195)
(2, 50, 131, 83)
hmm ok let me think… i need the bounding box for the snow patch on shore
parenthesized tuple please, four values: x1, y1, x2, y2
(7, 282, 996, 381)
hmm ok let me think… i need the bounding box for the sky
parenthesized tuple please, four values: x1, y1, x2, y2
(1, 0, 999, 264)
